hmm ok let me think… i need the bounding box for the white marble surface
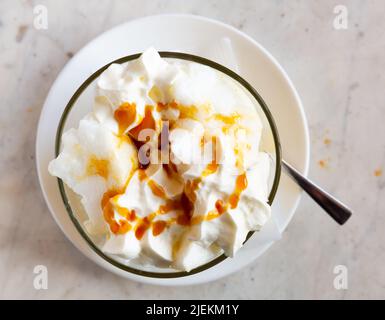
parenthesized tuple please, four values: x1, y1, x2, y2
(0, 0, 384, 299)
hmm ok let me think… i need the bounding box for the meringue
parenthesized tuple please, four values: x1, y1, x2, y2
(49, 48, 271, 271)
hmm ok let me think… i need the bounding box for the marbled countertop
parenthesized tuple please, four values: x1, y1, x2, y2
(0, 0, 384, 299)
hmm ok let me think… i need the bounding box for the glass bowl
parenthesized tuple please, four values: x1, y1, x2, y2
(55, 52, 282, 278)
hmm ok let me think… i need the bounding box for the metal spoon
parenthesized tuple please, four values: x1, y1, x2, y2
(281, 159, 352, 225)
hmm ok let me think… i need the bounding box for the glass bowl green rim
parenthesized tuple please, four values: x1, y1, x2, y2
(55, 51, 282, 279)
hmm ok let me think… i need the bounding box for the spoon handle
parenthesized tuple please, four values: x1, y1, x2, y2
(282, 160, 352, 225)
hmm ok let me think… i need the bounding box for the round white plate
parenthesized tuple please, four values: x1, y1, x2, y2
(36, 14, 309, 286)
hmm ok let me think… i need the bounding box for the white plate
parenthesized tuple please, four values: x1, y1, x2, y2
(36, 14, 309, 286)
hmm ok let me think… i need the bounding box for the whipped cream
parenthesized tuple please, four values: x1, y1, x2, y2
(49, 48, 271, 271)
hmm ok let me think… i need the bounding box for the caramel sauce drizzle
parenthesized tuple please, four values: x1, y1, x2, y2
(102, 166, 175, 238)
(86, 156, 110, 180)
(128, 105, 156, 140)
(188, 173, 248, 225)
(213, 113, 241, 133)
(185, 136, 219, 200)
(228, 173, 248, 209)
(148, 180, 167, 198)
(213, 113, 240, 125)
(133, 200, 182, 240)
(134, 215, 152, 240)
(114, 102, 136, 135)
(101, 102, 158, 236)
(102, 188, 133, 235)
(157, 101, 198, 120)
(137, 169, 167, 199)
(208, 199, 228, 220)
(152, 220, 167, 236)
(100, 101, 249, 240)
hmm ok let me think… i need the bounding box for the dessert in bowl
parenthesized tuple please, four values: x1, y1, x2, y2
(49, 48, 281, 277)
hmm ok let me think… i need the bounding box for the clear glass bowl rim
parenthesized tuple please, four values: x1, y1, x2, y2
(55, 51, 282, 278)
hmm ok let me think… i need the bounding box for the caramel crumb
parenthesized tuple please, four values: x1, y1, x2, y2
(318, 160, 327, 168)
(16, 25, 28, 42)
(374, 169, 382, 177)
(324, 138, 331, 145)
(26, 107, 33, 112)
